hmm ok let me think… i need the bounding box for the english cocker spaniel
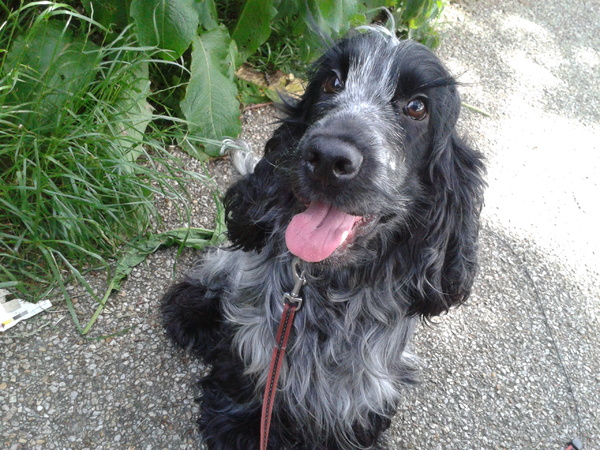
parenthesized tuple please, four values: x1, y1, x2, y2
(162, 27, 485, 449)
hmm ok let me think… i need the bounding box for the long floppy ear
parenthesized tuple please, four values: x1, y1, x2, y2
(223, 121, 304, 252)
(405, 132, 486, 317)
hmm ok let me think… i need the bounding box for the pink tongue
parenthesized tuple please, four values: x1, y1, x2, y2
(285, 201, 362, 262)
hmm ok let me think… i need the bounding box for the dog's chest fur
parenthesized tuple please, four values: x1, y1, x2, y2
(205, 249, 418, 442)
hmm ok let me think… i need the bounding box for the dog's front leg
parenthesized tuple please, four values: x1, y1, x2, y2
(198, 360, 265, 450)
(161, 273, 224, 360)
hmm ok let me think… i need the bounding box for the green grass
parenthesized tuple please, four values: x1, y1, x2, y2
(246, 17, 311, 76)
(0, 3, 202, 327)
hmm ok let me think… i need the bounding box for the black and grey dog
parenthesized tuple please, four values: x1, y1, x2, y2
(162, 27, 485, 449)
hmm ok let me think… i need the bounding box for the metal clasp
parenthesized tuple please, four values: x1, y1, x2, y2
(282, 258, 307, 310)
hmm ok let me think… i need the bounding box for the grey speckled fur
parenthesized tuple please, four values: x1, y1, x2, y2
(197, 247, 419, 448)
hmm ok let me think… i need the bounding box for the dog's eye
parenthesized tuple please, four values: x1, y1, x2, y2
(323, 73, 344, 94)
(403, 98, 428, 121)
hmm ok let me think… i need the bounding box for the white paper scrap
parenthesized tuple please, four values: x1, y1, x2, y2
(0, 289, 52, 332)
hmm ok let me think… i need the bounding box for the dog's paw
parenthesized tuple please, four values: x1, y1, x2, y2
(161, 281, 222, 356)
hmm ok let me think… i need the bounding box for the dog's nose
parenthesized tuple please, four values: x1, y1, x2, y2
(302, 137, 363, 185)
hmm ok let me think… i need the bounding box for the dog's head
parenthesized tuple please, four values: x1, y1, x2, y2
(225, 28, 485, 316)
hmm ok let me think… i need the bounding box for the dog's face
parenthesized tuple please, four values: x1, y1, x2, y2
(283, 31, 462, 264)
(225, 29, 484, 315)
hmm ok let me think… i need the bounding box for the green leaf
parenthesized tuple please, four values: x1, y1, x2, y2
(193, 0, 218, 30)
(4, 21, 100, 130)
(349, 12, 368, 27)
(310, 0, 360, 37)
(130, 0, 199, 61)
(231, 0, 277, 63)
(82, 0, 132, 30)
(287, 0, 361, 61)
(180, 26, 241, 156)
(402, 0, 436, 27)
(110, 59, 153, 163)
(115, 227, 216, 287)
(273, 0, 301, 19)
(357, 0, 390, 22)
(401, 0, 426, 21)
(84, 226, 217, 334)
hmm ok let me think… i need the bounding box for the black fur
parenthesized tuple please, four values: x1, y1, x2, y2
(162, 28, 485, 449)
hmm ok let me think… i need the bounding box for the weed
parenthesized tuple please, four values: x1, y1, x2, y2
(0, 3, 202, 333)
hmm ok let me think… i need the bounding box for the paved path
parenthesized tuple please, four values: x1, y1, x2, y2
(1, 0, 598, 448)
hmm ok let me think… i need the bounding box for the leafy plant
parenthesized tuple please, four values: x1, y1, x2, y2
(0, 0, 446, 334)
(395, 0, 446, 48)
(92, 0, 445, 156)
(180, 25, 241, 156)
(0, 2, 202, 325)
(130, 0, 199, 61)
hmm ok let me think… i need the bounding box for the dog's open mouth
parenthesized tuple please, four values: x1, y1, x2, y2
(285, 201, 376, 262)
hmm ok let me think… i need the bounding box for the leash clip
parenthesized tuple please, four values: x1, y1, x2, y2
(282, 258, 307, 310)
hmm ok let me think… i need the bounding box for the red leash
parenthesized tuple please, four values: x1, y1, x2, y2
(260, 259, 306, 450)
